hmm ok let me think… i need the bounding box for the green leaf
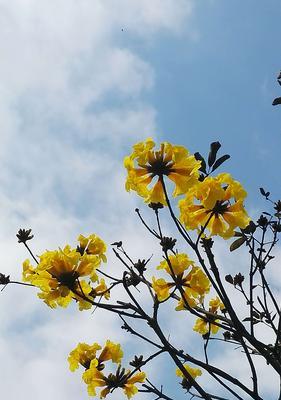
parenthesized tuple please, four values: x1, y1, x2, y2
(259, 188, 270, 198)
(208, 141, 221, 167)
(272, 97, 281, 106)
(211, 154, 230, 172)
(230, 237, 246, 252)
(194, 152, 206, 174)
(234, 231, 243, 237)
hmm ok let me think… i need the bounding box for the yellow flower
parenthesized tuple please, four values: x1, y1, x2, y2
(93, 278, 110, 300)
(22, 234, 108, 309)
(175, 267, 211, 311)
(70, 341, 145, 399)
(74, 280, 104, 311)
(124, 138, 201, 204)
(98, 340, 123, 365)
(74, 279, 111, 310)
(179, 173, 250, 239)
(152, 277, 175, 302)
(193, 298, 224, 335)
(176, 364, 202, 379)
(193, 317, 220, 335)
(78, 234, 107, 262)
(22, 259, 36, 281)
(37, 286, 73, 308)
(83, 363, 146, 399)
(68, 342, 102, 372)
(186, 267, 211, 297)
(38, 245, 102, 281)
(209, 296, 225, 313)
(69, 341, 122, 375)
(156, 253, 194, 276)
(152, 254, 210, 306)
(123, 372, 146, 399)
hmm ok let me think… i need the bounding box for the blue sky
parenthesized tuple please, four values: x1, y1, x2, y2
(145, 1, 281, 203)
(0, 1, 280, 399)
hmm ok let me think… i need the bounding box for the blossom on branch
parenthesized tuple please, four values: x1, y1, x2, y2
(124, 138, 201, 204)
(193, 316, 220, 335)
(22, 234, 108, 309)
(68, 340, 123, 372)
(68, 342, 102, 371)
(179, 173, 250, 238)
(176, 363, 202, 379)
(77, 234, 107, 261)
(83, 365, 146, 399)
(176, 364, 202, 391)
(152, 253, 210, 307)
(69, 341, 145, 399)
(193, 297, 225, 335)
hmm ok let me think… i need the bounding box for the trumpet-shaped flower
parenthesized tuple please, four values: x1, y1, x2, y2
(124, 138, 201, 204)
(152, 254, 210, 307)
(97, 340, 123, 366)
(176, 363, 202, 380)
(122, 371, 146, 398)
(78, 234, 107, 262)
(68, 342, 102, 371)
(70, 341, 144, 399)
(193, 297, 225, 335)
(179, 173, 250, 239)
(68, 340, 123, 373)
(83, 362, 146, 399)
(193, 317, 220, 335)
(175, 267, 211, 310)
(176, 364, 202, 391)
(156, 253, 194, 276)
(209, 296, 225, 313)
(22, 234, 108, 309)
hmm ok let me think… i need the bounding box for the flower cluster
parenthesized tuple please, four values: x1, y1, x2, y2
(176, 363, 202, 379)
(124, 138, 201, 205)
(22, 234, 108, 309)
(179, 173, 250, 239)
(14, 139, 255, 399)
(193, 297, 225, 335)
(125, 140, 250, 240)
(69, 341, 146, 399)
(152, 253, 210, 308)
(176, 364, 202, 390)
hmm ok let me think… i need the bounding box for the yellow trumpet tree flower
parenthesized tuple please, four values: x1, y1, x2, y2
(152, 253, 210, 307)
(193, 297, 225, 335)
(69, 341, 144, 399)
(4, 137, 280, 400)
(179, 173, 250, 238)
(176, 363, 202, 380)
(124, 138, 201, 204)
(22, 234, 108, 309)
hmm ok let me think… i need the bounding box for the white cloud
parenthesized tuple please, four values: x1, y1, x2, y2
(106, 0, 194, 36)
(5, 0, 275, 397)
(0, 1, 196, 399)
